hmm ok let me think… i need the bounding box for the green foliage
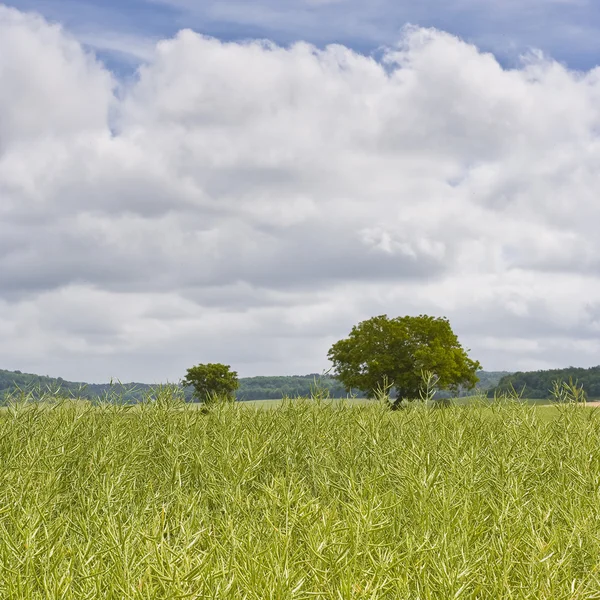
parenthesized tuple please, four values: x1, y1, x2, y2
(181, 362, 239, 404)
(419, 369, 440, 404)
(549, 377, 587, 403)
(0, 369, 360, 403)
(3, 396, 600, 597)
(436, 370, 511, 399)
(490, 365, 600, 400)
(236, 374, 362, 400)
(0, 368, 507, 405)
(0, 369, 150, 405)
(328, 314, 481, 404)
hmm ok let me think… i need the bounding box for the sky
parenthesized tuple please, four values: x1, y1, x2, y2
(2, 1, 600, 384)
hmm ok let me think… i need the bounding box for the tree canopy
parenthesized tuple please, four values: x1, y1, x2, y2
(181, 363, 239, 404)
(328, 314, 481, 403)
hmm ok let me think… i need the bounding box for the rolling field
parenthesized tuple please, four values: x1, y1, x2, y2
(2, 396, 600, 598)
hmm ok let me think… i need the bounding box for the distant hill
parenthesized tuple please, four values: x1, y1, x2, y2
(236, 374, 360, 400)
(0, 369, 156, 404)
(488, 366, 600, 400)
(236, 370, 510, 400)
(436, 370, 512, 399)
(0, 368, 509, 404)
(5, 365, 597, 403)
(0, 369, 358, 403)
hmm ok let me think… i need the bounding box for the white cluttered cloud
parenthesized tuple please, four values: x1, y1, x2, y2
(1, 4, 599, 382)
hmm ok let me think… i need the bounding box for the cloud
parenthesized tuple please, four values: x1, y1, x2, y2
(10, 0, 600, 73)
(1, 5, 600, 382)
(0, 6, 113, 149)
(136, 0, 600, 71)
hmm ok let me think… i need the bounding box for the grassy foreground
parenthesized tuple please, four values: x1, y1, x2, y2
(2, 397, 600, 599)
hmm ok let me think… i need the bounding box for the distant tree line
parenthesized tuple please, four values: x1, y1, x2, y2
(0, 369, 362, 404)
(0, 367, 508, 405)
(8, 363, 600, 404)
(436, 370, 511, 398)
(235, 374, 365, 400)
(0, 370, 152, 404)
(489, 366, 600, 400)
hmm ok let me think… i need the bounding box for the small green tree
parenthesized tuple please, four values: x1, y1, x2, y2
(182, 363, 239, 404)
(328, 314, 481, 408)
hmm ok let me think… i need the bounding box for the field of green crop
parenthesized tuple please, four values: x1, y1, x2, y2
(2, 395, 600, 599)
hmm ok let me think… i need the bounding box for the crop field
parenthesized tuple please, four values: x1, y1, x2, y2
(2, 395, 600, 598)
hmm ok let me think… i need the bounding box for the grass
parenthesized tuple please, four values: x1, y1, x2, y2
(238, 397, 371, 409)
(2, 393, 600, 598)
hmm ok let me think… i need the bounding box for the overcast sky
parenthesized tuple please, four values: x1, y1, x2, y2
(2, 1, 600, 383)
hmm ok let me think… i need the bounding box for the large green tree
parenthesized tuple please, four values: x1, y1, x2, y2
(182, 363, 239, 404)
(328, 314, 481, 405)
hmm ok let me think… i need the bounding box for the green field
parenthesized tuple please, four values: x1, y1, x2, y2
(2, 396, 600, 598)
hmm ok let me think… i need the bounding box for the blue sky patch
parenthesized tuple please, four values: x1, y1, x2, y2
(5, 0, 600, 73)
